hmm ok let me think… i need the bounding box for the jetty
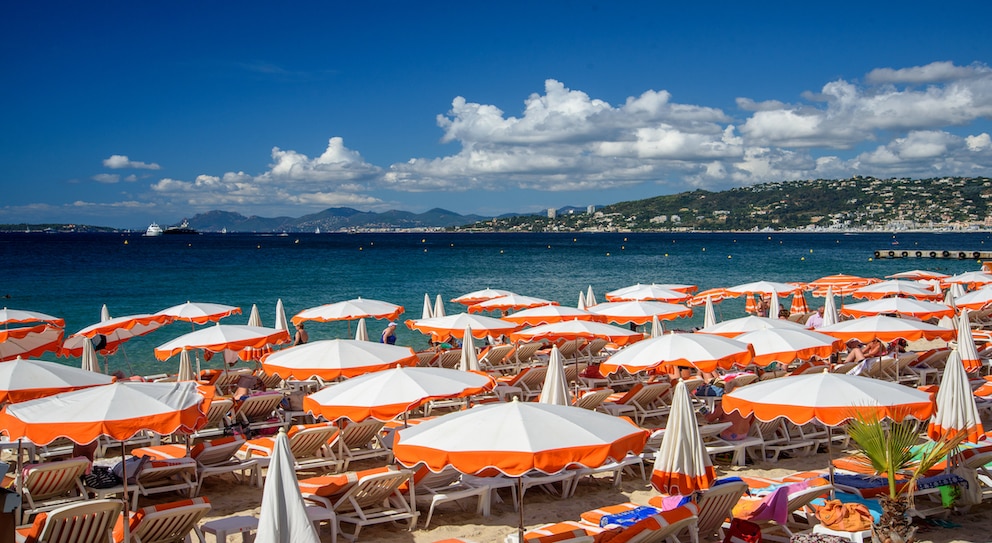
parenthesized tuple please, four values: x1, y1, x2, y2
(873, 248, 991, 259)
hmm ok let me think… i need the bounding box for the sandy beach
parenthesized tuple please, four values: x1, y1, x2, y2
(180, 444, 992, 543)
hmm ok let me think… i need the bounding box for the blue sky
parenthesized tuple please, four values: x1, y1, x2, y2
(3, 1, 992, 229)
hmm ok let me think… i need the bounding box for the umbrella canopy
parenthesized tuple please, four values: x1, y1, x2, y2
(850, 280, 943, 301)
(255, 428, 321, 543)
(274, 299, 289, 332)
(538, 346, 571, 406)
(943, 270, 992, 289)
(697, 315, 805, 338)
(956, 310, 982, 373)
(452, 288, 516, 306)
(604, 284, 691, 303)
(501, 305, 603, 326)
(651, 380, 716, 494)
(459, 326, 480, 372)
(723, 372, 933, 426)
(600, 333, 753, 375)
(953, 286, 992, 311)
(354, 318, 369, 341)
(926, 350, 985, 444)
(154, 324, 291, 361)
(509, 320, 644, 347)
(406, 313, 520, 341)
(422, 294, 434, 320)
(292, 297, 404, 324)
(734, 328, 844, 366)
(303, 367, 494, 423)
(817, 315, 955, 343)
(246, 304, 262, 327)
(60, 314, 173, 357)
(0, 381, 207, 445)
(0, 308, 64, 328)
(839, 298, 955, 321)
(886, 270, 949, 281)
(807, 274, 879, 297)
(0, 357, 113, 404)
(587, 301, 692, 326)
(260, 339, 418, 381)
(393, 400, 648, 476)
(156, 301, 241, 325)
(0, 324, 64, 361)
(688, 288, 730, 306)
(467, 294, 557, 314)
(725, 281, 804, 297)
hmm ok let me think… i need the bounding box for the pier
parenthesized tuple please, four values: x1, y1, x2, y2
(873, 249, 990, 259)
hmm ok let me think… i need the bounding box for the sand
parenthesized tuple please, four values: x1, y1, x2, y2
(189, 450, 992, 543)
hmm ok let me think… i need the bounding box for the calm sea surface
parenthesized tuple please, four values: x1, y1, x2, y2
(2, 231, 990, 376)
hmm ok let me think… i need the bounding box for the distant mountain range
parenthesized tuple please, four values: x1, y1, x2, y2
(181, 207, 493, 232)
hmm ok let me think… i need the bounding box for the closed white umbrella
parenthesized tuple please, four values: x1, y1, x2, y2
(927, 349, 985, 444)
(538, 346, 571, 406)
(577, 291, 587, 310)
(823, 286, 839, 327)
(957, 310, 982, 373)
(100, 304, 111, 322)
(274, 299, 289, 332)
(355, 318, 369, 341)
(247, 304, 262, 327)
(81, 337, 100, 373)
(422, 294, 434, 320)
(434, 294, 446, 318)
(177, 348, 195, 382)
(651, 315, 663, 338)
(255, 428, 321, 543)
(768, 291, 780, 319)
(703, 295, 717, 328)
(459, 326, 480, 372)
(651, 380, 715, 494)
(586, 285, 597, 306)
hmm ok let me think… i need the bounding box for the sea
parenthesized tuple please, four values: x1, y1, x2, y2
(2, 230, 990, 377)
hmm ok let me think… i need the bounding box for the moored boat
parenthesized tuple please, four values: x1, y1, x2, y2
(145, 223, 163, 236)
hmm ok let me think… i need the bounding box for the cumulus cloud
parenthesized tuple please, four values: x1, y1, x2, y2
(103, 155, 161, 170)
(92, 173, 120, 184)
(866, 61, 990, 84)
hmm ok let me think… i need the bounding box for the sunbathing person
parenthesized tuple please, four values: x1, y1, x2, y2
(705, 404, 753, 441)
(843, 338, 885, 364)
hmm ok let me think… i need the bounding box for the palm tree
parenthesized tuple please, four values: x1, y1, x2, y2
(846, 411, 964, 543)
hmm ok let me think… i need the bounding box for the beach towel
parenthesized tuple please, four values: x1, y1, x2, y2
(814, 499, 872, 532)
(721, 518, 761, 543)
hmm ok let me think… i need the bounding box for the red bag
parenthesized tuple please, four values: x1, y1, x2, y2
(723, 518, 762, 543)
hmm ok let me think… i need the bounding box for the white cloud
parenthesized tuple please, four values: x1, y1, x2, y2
(103, 155, 161, 170)
(92, 173, 120, 184)
(866, 61, 990, 84)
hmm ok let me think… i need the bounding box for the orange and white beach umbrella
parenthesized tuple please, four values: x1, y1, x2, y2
(840, 298, 955, 321)
(849, 280, 943, 301)
(451, 288, 517, 306)
(604, 284, 692, 303)
(587, 300, 692, 326)
(154, 324, 291, 361)
(817, 315, 955, 343)
(943, 270, 992, 290)
(509, 320, 644, 347)
(807, 274, 878, 297)
(0, 308, 64, 328)
(956, 310, 982, 373)
(952, 286, 992, 311)
(790, 293, 810, 315)
(725, 280, 804, 297)
(60, 314, 173, 357)
(697, 315, 805, 338)
(406, 313, 520, 341)
(687, 288, 729, 306)
(0, 357, 113, 404)
(723, 372, 933, 427)
(292, 297, 404, 324)
(260, 339, 418, 381)
(393, 400, 648, 477)
(886, 270, 949, 281)
(501, 305, 603, 326)
(651, 380, 716, 495)
(0, 381, 208, 446)
(599, 333, 753, 375)
(303, 366, 494, 423)
(927, 349, 985, 444)
(0, 324, 64, 361)
(155, 301, 242, 325)
(734, 328, 844, 367)
(467, 294, 557, 314)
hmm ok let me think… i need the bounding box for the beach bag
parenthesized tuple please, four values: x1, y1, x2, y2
(599, 505, 660, 527)
(722, 518, 761, 543)
(84, 465, 122, 489)
(814, 499, 872, 532)
(790, 535, 847, 543)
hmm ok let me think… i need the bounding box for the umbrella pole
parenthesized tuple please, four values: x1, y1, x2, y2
(121, 441, 131, 543)
(827, 426, 836, 500)
(517, 477, 524, 543)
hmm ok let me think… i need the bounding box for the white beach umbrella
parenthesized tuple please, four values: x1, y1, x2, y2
(260, 339, 418, 381)
(274, 299, 289, 332)
(468, 294, 557, 314)
(459, 326, 480, 372)
(452, 288, 515, 306)
(293, 297, 404, 324)
(703, 295, 717, 328)
(604, 284, 691, 303)
(840, 298, 955, 321)
(0, 308, 64, 328)
(255, 428, 321, 543)
(355, 318, 369, 341)
(422, 294, 434, 320)
(953, 286, 992, 311)
(943, 270, 992, 289)
(927, 349, 985, 444)
(587, 300, 692, 326)
(509, 320, 643, 347)
(177, 348, 195, 382)
(81, 336, 100, 373)
(61, 314, 174, 357)
(434, 294, 446, 317)
(538, 346, 571, 406)
(734, 328, 844, 367)
(156, 301, 242, 326)
(100, 304, 111, 322)
(769, 291, 780, 319)
(850, 280, 943, 301)
(599, 333, 753, 375)
(501, 305, 601, 327)
(725, 280, 803, 297)
(651, 380, 715, 494)
(586, 285, 597, 306)
(956, 310, 982, 373)
(697, 315, 805, 337)
(406, 313, 520, 340)
(0, 357, 112, 404)
(154, 324, 291, 361)
(650, 315, 663, 338)
(1, 324, 64, 362)
(817, 315, 955, 343)
(246, 304, 262, 327)
(822, 286, 839, 327)
(577, 291, 587, 310)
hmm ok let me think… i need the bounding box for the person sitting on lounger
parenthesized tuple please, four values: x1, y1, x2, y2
(705, 404, 753, 441)
(844, 338, 885, 364)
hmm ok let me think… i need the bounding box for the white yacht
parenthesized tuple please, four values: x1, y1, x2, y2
(145, 223, 163, 237)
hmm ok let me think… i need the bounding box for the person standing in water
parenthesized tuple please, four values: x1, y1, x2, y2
(381, 321, 398, 344)
(293, 322, 308, 346)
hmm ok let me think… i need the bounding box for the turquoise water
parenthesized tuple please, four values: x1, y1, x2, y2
(2, 231, 989, 376)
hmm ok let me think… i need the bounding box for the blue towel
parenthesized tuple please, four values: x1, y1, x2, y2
(600, 505, 660, 527)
